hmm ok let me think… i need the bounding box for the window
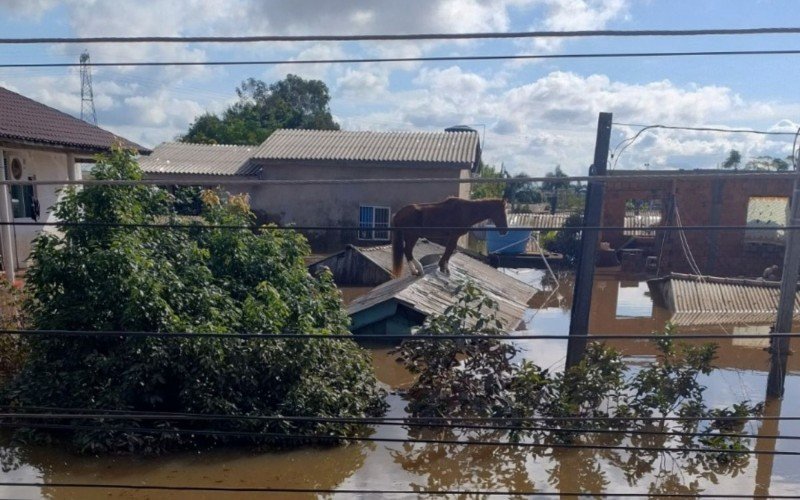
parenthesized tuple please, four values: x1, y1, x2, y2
(5, 158, 35, 219)
(359, 205, 390, 241)
(745, 196, 789, 245)
(623, 198, 662, 237)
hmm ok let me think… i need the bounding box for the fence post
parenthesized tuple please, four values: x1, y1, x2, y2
(766, 167, 800, 397)
(565, 112, 612, 370)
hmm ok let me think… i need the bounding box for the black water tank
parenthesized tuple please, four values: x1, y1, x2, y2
(445, 125, 477, 134)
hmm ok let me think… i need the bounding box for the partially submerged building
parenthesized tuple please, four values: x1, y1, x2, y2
(330, 242, 536, 336)
(602, 170, 793, 278)
(0, 86, 147, 279)
(648, 273, 800, 327)
(141, 128, 481, 251)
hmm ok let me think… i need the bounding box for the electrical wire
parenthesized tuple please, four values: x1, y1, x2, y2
(613, 123, 799, 137)
(0, 410, 790, 441)
(0, 421, 794, 456)
(0, 482, 794, 498)
(3, 170, 796, 186)
(3, 49, 800, 68)
(0, 221, 798, 233)
(3, 27, 800, 44)
(1, 328, 799, 340)
(3, 406, 799, 423)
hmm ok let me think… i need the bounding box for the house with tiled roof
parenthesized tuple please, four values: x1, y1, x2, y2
(0, 85, 148, 280)
(141, 128, 481, 251)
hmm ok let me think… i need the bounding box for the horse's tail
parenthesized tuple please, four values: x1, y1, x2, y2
(392, 230, 404, 278)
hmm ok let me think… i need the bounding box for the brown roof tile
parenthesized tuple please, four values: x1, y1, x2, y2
(0, 86, 147, 153)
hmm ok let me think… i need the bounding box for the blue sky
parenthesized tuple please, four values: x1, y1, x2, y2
(1, 0, 798, 175)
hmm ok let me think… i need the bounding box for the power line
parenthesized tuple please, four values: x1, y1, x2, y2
(3, 27, 800, 44)
(0, 482, 794, 498)
(4, 407, 799, 423)
(2, 49, 800, 69)
(0, 421, 794, 456)
(2, 409, 795, 441)
(2, 170, 797, 186)
(2, 328, 800, 341)
(0, 220, 799, 233)
(613, 123, 799, 137)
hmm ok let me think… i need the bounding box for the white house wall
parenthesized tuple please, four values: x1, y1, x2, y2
(3, 148, 74, 268)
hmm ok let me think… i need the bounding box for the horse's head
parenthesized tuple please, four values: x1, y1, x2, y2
(493, 198, 509, 236)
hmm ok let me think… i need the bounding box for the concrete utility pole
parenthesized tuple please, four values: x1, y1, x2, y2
(565, 112, 612, 370)
(767, 166, 800, 397)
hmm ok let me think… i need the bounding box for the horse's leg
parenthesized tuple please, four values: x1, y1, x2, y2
(439, 235, 458, 275)
(405, 234, 423, 276)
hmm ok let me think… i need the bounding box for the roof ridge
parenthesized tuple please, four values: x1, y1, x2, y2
(0, 85, 148, 153)
(161, 141, 254, 148)
(269, 128, 480, 136)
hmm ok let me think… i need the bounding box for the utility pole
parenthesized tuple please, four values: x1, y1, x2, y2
(79, 50, 97, 125)
(565, 112, 612, 370)
(766, 165, 800, 397)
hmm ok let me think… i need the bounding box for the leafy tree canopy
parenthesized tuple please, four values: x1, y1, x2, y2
(541, 165, 570, 193)
(722, 149, 742, 169)
(395, 284, 763, 488)
(471, 163, 506, 200)
(4, 147, 384, 454)
(722, 149, 791, 171)
(182, 74, 340, 145)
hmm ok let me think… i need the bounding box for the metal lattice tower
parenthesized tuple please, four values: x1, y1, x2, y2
(79, 50, 97, 125)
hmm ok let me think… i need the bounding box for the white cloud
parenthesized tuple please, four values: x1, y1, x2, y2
(344, 69, 799, 174)
(336, 69, 390, 100)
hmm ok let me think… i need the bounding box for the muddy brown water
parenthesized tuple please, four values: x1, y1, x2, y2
(3, 270, 800, 498)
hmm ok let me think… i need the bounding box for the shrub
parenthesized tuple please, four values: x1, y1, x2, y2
(398, 282, 762, 465)
(0, 281, 27, 385)
(3, 147, 385, 454)
(541, 213, 583, 267)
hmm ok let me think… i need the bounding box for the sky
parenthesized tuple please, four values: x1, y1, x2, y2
(0, 0, 798, 175)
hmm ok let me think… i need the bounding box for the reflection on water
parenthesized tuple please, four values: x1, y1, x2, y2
(2, 271, 799, 498)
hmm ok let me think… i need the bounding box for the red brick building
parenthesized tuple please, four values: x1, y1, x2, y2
(602, 170, 793, 278)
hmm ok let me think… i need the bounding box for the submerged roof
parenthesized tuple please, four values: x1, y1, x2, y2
(253, 129, 480, 165)
(138, 142, 260, 176)
(648, 273, 800, 326)
(0, 86, 147, 153)
(348, 249, 536, 330)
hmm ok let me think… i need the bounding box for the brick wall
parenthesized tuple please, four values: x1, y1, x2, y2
(601, 174, 792, 278)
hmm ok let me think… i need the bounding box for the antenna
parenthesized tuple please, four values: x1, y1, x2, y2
(79, 50, 97, 125)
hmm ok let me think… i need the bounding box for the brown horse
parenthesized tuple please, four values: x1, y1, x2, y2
(392, 197, 508, 277)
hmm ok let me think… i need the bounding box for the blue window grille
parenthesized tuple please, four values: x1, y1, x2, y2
(359, 205, 390, 241)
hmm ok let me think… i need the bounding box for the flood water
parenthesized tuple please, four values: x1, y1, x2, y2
(3, 270, 800, 498)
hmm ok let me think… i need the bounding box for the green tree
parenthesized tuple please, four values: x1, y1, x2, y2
(540, 213, 584, 267)
(745, 155, 790, 171)
(5, 147, 385, 454)
(722, 149, 742, 169)
(182, 74, 340, 145)
(398, 284, 762, 477)
(470, 163, 507, 200)
(541, 165, 570, 193)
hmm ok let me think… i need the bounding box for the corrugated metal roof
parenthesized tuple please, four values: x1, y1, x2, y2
(356, 239, 445, 278)
(508, 211, 661, 234)
(348, 250, 536, 330)
(0, 86, 147, 153)
(253, 129, 479, 165)
(138, 142, 259, 176)
(648, 273, 800, 326)
(508, 213, 574, 230)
